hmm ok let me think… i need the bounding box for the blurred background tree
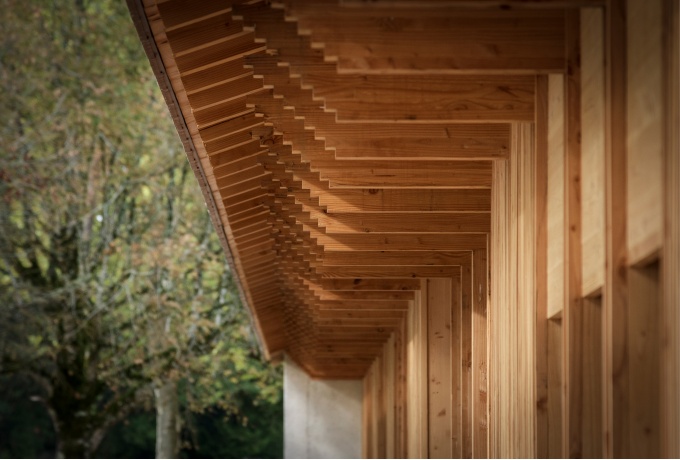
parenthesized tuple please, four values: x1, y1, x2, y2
(0, 0, 282, 457)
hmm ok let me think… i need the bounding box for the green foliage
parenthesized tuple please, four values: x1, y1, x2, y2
(0, 0, 282, 457)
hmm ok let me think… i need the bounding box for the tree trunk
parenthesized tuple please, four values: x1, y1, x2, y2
(155, 380, 180, 459)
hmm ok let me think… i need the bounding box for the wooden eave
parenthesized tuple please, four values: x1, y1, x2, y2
(128, 0, 571, 378)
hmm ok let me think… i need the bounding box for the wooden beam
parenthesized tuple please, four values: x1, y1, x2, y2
(319, 123, 510, 160)
(322, 251, 470, 266)
(301, 74, 536, 122)
(320, 279, 421, 291)
(316, 233, 488, 251)
(290, 6, 565, 74)
(319, 213, 490, 234)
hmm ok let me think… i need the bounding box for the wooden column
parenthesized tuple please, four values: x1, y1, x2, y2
(604, 0, 628, 457)
(563, 9, 584, 458)
(471, 249, 488, 459)
(535, 73, 550, 459)
(662, 0, 680, 456)
(489, 122, 536, 458)
(461, 260, 473, 458)
(407, 290, 428, 459)
(428, 278, 453, 459)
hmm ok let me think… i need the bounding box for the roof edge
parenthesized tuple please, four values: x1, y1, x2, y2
(126, 0, 270, 360)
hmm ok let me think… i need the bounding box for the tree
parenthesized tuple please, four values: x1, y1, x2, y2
(0, 1, 281, 457)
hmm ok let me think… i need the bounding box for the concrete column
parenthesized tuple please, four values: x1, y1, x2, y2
(284, 355, 363, 459)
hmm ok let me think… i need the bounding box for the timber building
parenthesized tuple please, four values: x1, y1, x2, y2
(127, 0, 680, 457)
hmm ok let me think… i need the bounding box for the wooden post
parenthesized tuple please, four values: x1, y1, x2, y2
(428, 278, 453, 458)
(563, 9, 583, 459)
(535, 74, 550, 459)
(604, 0, 628, 457)
(471, 249, 488, 459)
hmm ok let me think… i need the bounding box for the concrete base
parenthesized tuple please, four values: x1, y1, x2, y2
(283, 355, 363, 459)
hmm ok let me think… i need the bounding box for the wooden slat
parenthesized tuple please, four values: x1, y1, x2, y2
(301, 73, 535, 122)
(157, 0, 230, 31)
(319, 160, 492, 188)
(317, 265, 461, 279)
(320, 279, 421, 291)
(471, 248, 488, 458)
(320, 213, 490, 234)
(318, 189, 491, 213)
(322, 251, 470, 267)
(322, 123, 510, 160)
(316, 233, 488, 252)
(564, 11, 585, 458)
(547, 74, 566, 320)
(292, 7, 565, 73)
(318, 290, 415, 301)
(426, 278, 453, 458)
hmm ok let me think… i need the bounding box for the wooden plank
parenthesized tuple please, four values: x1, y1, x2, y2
(581, 297, 604, 458)
(535, 74, 550, 459)
(427, 278, 453, 458)
(461, 255, 472, 458)
(471, 248, 488, 458)
(451, 270, 463, 458)
(157, 0, 230, 31)
(580, 7, 606, 297)
(626, 0, 664, 264)
(317, 189, 491, 213)
(547, 74, 566, 320)
(385, 335, 396, 458)
(317, 265, 461, 279)
(548, 319, 563, 458)
(318, 290, 415, 301)
(323, 123, 510, 160)
(320, 279, 421, 291)
(604, 0, 629, 456)
(319, 213, 490, 234)
(293, 8, 565, 74)
(301, 73, 535, 122)
(165, 12, 244, 56)
(319, 160, 492, 188)
(316, 310, 406, 320)
(516, 122, 537, 458)
(488, 123, 537, 457)
(322, 251, 470, 267)
(316, 233, 488, 252)
(407, 286, 429, 458)
(564, 11, 584, 458)
(364, 367, 373, 459)
(628, 262, 661, 458)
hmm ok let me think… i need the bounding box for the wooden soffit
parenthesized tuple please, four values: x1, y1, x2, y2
(128, 0, 570, 378)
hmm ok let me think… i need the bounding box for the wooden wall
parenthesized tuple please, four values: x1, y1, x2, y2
(360, 1, 678, 457)
(363, 258, 488, 459)
(530, 1, 680, 458)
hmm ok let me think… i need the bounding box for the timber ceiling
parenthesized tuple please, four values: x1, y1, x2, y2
(132, 0, 577, 378)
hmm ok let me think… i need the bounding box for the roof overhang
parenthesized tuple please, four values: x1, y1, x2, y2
(127, 0, 573, 378)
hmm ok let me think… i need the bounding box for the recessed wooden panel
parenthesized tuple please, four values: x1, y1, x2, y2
(628, 262, 662, 458)
(627, 0, 664, 264)
(580, 7, 605, 297)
